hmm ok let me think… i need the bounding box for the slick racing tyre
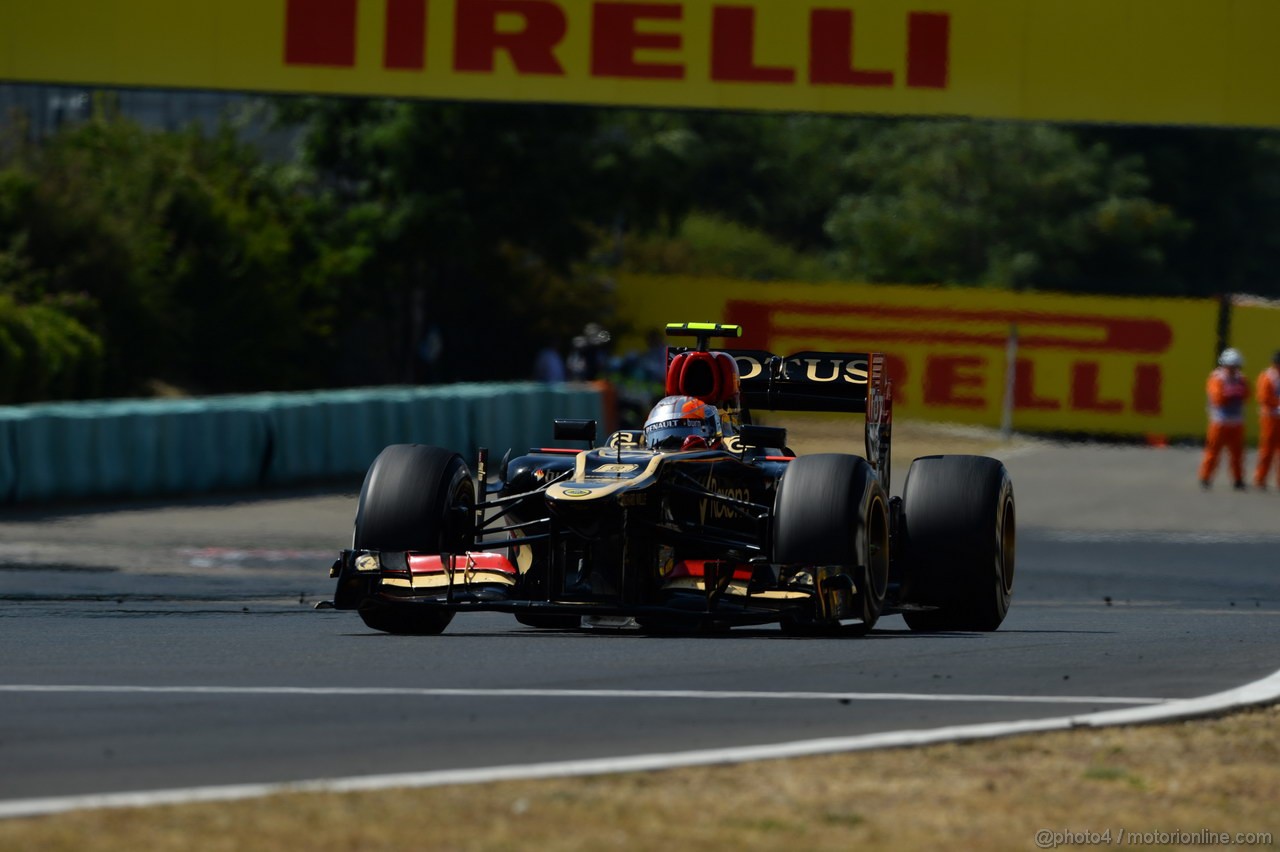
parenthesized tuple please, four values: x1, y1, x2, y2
(899, 455, 1015, 632)
(773, 453, 889, 636)
(353, 444, 475, 635)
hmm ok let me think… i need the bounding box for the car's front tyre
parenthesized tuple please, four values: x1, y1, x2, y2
(352, 444, 475, 635)
(773, 453, 889, 636)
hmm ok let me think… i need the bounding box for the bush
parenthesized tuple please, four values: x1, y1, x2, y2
(620, 212, 837, 281)
(0, 110, 340, 396)
(0, 294, 103, 403)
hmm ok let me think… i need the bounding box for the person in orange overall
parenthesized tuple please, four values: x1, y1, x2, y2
(1253, 350, 1280, 489)
(1199, 348, 1250, 490)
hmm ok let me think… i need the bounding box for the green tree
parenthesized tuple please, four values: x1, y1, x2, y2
(823, 120, 1189, 293)
(619, 211, 836, 281)
(1078, 126, 1280, 297)
(0, 107, 336, 396)
(598, 110, 878, 252)
(278, 99, 636, 382)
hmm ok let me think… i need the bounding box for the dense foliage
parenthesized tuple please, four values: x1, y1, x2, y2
(1, 95, 1279, 402)
(0, 292, 102, 402)
(0, 108, 335, 399)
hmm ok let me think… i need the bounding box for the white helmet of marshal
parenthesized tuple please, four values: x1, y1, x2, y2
(1218, 348, 1244, 368)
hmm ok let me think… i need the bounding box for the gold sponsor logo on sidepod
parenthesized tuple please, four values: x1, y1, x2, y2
(699, 474, 751, 525)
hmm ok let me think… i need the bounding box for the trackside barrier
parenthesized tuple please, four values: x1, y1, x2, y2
(464, 383, 606, 460)
(0, 383, 604, 504)
(0, 415, 15, 501)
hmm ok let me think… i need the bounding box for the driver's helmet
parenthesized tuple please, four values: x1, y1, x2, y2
(643, 395, 722, 451)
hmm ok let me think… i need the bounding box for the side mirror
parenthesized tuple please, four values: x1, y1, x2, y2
(554, 419, 598, 447)
(738, 424, 787, 450)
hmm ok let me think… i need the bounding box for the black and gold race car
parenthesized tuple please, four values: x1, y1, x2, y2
(326, 322, 1015, 636)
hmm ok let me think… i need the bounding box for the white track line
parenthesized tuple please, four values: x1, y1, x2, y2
(2, 668, 1278, 820)
(1038, 529, 1280, 545)
(0, 684, 1164, 705)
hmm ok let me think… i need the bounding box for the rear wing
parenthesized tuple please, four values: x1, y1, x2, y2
(660, 324, 892, 487)
(727, 349, 893, 490)
(728, 350, 873, 414)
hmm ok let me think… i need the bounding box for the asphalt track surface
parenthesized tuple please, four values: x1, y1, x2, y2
(0, 439, 1277, 808)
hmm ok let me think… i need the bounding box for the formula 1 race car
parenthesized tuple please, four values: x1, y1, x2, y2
(326, 322, 1015, 636)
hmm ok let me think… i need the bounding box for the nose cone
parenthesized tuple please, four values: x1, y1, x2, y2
(546, 483, 618, 539)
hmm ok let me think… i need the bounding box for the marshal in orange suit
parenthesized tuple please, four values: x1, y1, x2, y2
(1199, 348, 1250, 490)
(1253, 351, 1280, 489)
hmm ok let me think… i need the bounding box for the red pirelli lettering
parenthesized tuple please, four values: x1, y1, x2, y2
(883, 353, 910, 405)
(711, 6, 795, 84)
(1014, 360, 1060, 411)
(285, 0, 358, 67)
(385, 0, 427, 70)
(592, 3, 684, 80)
(809, 10, 893, 87)
(725, 299, 1174, 355)
(725, 299, 1171, 417)
(1070, 362, 1124, 413)
(455, 0, 567, 75)
(924, 355, 986, 409)
(1133, 363, 1162, 415)
(283, 3, 951, 93)
(906, 12, 949, 89)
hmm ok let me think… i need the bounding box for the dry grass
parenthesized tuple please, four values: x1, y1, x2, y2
(3, 705, 1276, 851)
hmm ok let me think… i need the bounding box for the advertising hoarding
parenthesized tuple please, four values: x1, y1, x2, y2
(3, 0, 1279, 128)
(616, 276, 1221, 438)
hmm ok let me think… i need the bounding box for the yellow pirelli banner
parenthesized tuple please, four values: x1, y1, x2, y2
(2, 1, 1279, 128)
(616, 276, 1222, 439)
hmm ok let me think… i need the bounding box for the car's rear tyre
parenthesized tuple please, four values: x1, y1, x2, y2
(352, 444, 475, 635)
(773, 454, 889, 636)
(899, 455, 1015, 632)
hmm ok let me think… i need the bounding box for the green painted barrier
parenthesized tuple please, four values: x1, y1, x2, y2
(263, 386, 479, 483)
(154, 400, 272, 494)
(0, 383, 603, 503)
(467, 383, 606, 457)
(10, 406, 113, 501)
(326, 387, 470, 478)
(0, 408, 28, 502)
(3, 400, 271, 502)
